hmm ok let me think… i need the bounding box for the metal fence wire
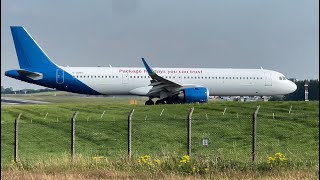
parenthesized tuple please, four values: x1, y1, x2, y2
(1, 109, 319, 164)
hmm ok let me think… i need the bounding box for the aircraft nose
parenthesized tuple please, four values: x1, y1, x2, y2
(288, 81, 297, 93)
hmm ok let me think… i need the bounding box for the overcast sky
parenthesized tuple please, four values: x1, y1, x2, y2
(1, 0, 319, 90)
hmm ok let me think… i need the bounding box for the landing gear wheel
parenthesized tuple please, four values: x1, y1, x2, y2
(145, 100, 154, 105)
(155, 100, 166, 105)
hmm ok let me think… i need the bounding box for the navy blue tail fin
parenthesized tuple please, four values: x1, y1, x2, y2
(10, 26, 57, 69)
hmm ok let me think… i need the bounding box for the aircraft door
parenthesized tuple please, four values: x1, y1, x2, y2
(56, 69, 64, 84)
(264, 72, 272, 86)
(122, 73, 129, 84)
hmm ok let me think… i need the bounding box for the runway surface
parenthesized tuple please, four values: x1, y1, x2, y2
(1, 97, 49, 105)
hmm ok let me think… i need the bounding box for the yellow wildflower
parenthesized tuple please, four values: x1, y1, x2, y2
(268, 156, 275, 163)
(182, 155, 190, 162)
(154, 158, 161, 165)
(192, 166, 199, 173)
(280, 157, 288, 161)
(179, 155, 190, 164)
(147, 162, 154, 166)
(180, 159, 187, 164)
(92, 156, 104, 161)
(268, 152, 289, 166)
(138, 155, 151, 164)
(275, 152, 283, 157)
(10, 160, 15, 167)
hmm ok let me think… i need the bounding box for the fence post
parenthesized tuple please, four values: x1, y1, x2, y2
(252, 106, 260, 162)
(160, 109, 164, 117)
(187, 107, 194, 157)
(14, 113, 22, 163)
(71, 111, 78, 163)
(128, 109, 134, 160)
(44, 112, 48, 119)
(289, 106, 292, 114)
(223, 107, 227, 115)
(100, 110, 106, 118)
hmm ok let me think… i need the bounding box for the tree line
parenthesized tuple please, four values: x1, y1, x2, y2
(1, 86, 56, 94)
(270, 79, 319, 101)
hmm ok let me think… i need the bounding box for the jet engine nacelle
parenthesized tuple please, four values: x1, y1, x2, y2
(178, 87, 209, 103)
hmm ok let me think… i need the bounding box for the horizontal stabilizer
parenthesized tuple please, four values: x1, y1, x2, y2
(17, 69, 43, 80)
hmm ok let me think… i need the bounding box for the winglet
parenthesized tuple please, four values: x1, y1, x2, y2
(142, 58, 154, 74)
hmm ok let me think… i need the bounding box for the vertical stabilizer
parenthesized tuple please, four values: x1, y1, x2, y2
(10, 26, 57, 69)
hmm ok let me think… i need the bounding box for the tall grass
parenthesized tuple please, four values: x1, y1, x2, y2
(2, 153, 319, 179)
(1, 95, 319, 178)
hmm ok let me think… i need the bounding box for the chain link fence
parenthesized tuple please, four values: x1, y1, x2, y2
(1, 107, 319, 165)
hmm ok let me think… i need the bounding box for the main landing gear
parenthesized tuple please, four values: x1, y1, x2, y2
(145, 98, 166, 105)
(145, 97, 155, 105)
(145, 99, 155, 105)
(155, 99, 165, 105)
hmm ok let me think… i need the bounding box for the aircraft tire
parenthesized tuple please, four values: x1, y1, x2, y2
(155, 100, 165, 105)
(145, 100, 154, 105)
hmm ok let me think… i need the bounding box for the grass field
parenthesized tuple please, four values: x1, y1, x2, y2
(1, 93, 319, 179)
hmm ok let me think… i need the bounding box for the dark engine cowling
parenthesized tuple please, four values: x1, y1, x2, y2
(178, 87, 209, 103)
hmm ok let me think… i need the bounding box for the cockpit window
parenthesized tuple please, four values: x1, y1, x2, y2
(279, 76, 286, 80)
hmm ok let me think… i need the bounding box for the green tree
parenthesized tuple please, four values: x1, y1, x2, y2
(308, 79, 319, 100)
(4, 87, 14, 94)
(283, 79, 319, 101)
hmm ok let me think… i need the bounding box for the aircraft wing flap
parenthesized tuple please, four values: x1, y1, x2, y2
(149, 81, 163, 86)
(148, 84, 168, 91)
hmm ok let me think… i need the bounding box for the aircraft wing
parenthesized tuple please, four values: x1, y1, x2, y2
(142, 58, 183, 99)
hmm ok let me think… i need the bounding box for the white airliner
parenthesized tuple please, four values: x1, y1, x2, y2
(5, 26, 297, 105)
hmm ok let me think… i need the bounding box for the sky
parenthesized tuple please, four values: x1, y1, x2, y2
(1, 0, 319, 90)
